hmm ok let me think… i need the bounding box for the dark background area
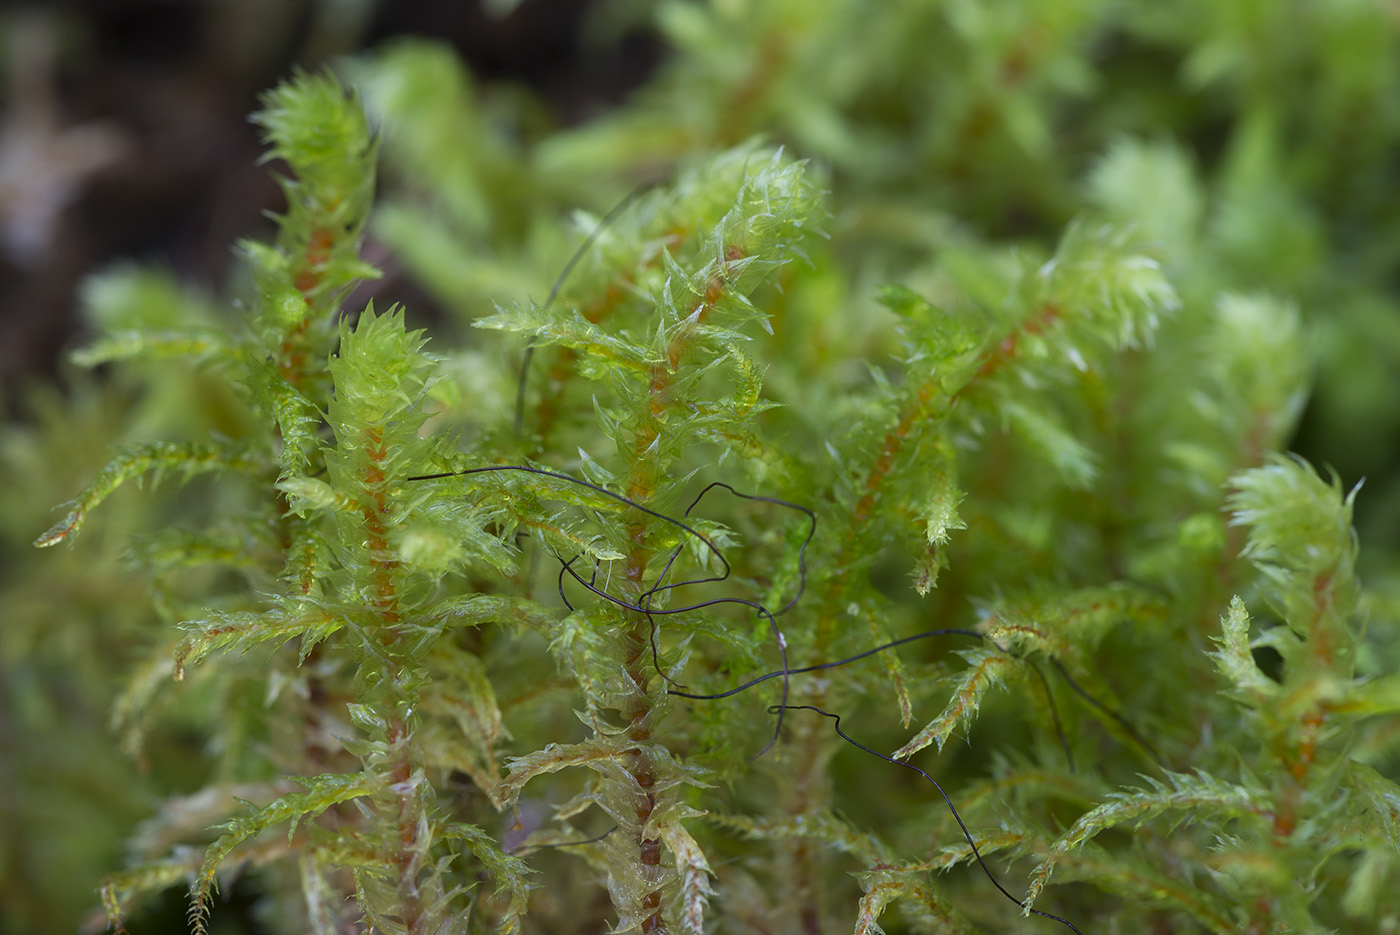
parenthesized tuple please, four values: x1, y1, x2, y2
(0, 0, 662, 409)
(4, 0, 1396, 514)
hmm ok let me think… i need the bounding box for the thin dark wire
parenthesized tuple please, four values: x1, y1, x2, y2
(668, 624, 1161, 777)
(508, 825, 618, 856)
(633, 481, 814, 695)
(513, 354, 533, 439)
(646, 481, 814, 616)
(667, 626, 1079, 775)
(778, 705, 1085, 935)
(1024, 659, 1074, 774)
(548, 504, 809, 760)
(514, 187, 651, 438)
(409, 467, 1117, 930)
(406, 464, 812, 758)
(408, 465, 729, 564)
(667, 628, 983, 701)
(417, 457, 1133, 777)
(556, 554, 585, 612)
(1048, 656, 1161, 764)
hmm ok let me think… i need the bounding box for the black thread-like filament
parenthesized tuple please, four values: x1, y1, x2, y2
(406, 463, 1142, 932)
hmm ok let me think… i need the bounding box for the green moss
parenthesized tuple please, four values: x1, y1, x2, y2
(9, 4, 1400, 933)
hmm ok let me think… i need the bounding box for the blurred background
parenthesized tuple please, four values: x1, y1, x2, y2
(0, 0, 662, 401)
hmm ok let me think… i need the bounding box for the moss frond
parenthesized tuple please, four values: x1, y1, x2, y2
(1027, 770, 1269, 905)
(34, 441, 264, 547)
(893, 648, 1014, 759)
(189, 774, 377, 933)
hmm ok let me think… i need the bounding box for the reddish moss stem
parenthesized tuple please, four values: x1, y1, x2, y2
(609, 246, 742, 933)
(357, 424, 436, 932)
(534, 228, 690, 450)
(1271, 570, 1338, 841)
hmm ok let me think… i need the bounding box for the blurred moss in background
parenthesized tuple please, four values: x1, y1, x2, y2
(2, 1, 1398, 933)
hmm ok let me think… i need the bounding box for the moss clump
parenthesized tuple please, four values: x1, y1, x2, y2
(9, 5, 1400, 934)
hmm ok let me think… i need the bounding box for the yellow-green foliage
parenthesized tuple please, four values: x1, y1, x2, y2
(8, 3, 1400, 934)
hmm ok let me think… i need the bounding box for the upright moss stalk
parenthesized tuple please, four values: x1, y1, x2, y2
(35, 74, 530, 933)
(481, 147, 823, 934)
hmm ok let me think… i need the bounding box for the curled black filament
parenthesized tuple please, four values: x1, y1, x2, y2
(508, 824, 617, 857)
(643, 481, 813, 618)
(670, 624, 1160, 777)
(1047, 655, 1160, 764)
(669, 627, 1077, 774)
(777, 704, 1085, 935)
(668, 627, 987, 701)
(409, 465, 1126, 933)
(514, 185, 651, 438)
(406, 463, 813, 757)
(640, 482, 812, 702)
